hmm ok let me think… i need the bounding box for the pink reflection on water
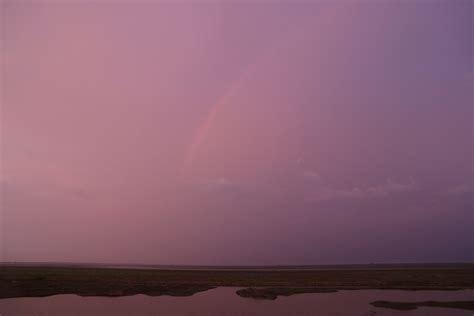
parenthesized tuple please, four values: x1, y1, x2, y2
(0, 288, 473, 316)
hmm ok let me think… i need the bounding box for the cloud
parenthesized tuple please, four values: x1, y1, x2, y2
(192, 177, 237, 192)
(466, 70, 474, 82)
(304, 171, 417, 202)
(303, 171, 323, 184)
(445, 184, 473, 196)
(187, 177, 284, 198)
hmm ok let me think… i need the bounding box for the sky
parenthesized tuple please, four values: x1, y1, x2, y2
(0, 0, 472, 265)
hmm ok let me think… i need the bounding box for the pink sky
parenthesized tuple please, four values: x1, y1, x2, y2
(1, 0, 472, 265)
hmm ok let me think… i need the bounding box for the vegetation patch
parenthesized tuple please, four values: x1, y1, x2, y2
(1, 265, 473, 299)
(236, 287, 337, 300)
(371, 300, 474, 311)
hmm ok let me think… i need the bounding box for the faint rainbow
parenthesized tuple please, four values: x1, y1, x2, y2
(179, 65, 253, 178)
(179, 3, 355, 178)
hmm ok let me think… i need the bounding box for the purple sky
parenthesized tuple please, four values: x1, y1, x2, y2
(1, 0, 472, 265)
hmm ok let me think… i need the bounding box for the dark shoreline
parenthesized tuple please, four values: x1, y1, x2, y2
(235, 286, 472, 300)
(1, 265, 473, 300)
(371, 300, 474, 311)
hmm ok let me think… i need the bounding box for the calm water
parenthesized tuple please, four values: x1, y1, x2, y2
(0, 288, 473, 316)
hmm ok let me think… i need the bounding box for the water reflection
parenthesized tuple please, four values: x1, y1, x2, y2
(0, 288, 473, 316)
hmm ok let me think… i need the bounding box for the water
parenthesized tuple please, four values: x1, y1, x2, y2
(0, 288, 473, 316)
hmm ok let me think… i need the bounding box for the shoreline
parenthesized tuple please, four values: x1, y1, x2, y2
(1, 265, 474, 299)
